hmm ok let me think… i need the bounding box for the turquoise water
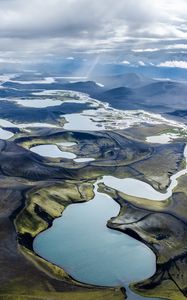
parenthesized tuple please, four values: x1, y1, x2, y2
(34, 184, 159, 299)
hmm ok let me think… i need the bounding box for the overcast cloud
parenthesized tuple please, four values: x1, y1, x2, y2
(0, 0, 186, 66)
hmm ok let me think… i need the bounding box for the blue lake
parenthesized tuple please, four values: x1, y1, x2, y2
(33, 183, 159, 299)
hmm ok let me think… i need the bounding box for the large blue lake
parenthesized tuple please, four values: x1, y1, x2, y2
(33, 183, 159, 299)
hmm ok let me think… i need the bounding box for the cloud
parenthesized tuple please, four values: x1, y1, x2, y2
(0, 0, 186, 63)
(121, 60, 130, 64)
(0, 57, 22, 64)
(138, 61, 146, 66)
(132, 48, 160, 52)
(132, 44, 187, 53)
(158, 60, 187, 68)
(165, 44, 187, 50)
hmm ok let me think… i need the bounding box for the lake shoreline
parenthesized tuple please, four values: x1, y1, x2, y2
(14, 179, 126, 297)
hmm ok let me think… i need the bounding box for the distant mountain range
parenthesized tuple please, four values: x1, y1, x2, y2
(96, 81, 187, 113)
(89, 73, 155, 89)
(2, 72, 187, 122)
(57, 76, 187, 115)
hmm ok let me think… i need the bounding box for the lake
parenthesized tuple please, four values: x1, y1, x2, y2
(34, 182, 157, 299)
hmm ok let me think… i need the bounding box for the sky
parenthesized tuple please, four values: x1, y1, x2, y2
(0, 0, 187, 69)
